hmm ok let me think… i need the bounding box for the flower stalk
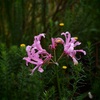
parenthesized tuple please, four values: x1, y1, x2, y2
(55, 64, 61, 99)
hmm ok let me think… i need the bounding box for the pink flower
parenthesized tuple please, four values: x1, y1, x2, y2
(32, 33, 45, 51)
(23, 34, 52, 74)
(49, 37, 64, 49)
(61, 32, 86, 65)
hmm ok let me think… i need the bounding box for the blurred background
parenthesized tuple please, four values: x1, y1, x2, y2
(0, 0, 100, 99)
(0, 0, 100, 66)
(0, 0, 100, 44)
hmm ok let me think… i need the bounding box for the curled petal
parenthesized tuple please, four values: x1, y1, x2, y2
(55, 38, 64, 44)
(31, 66, 39, 75)
(38, 67, 44, 73)
(74, 42, 81, 47)
(51, 38, 56, 49)
(75, 50, 86, 55)
(35, 41, 43, 50)
(26, 46, 31, 57)
(34, 33, 45, 41)
(32, 33, 46, 51)
(70, 38, 76, 43)
(26, 45, 31, 51)
(61, 32, 71, 44)
(72, 57, 78, 65)
(23, 57, 43, 65)
(61, 31, 70, 36)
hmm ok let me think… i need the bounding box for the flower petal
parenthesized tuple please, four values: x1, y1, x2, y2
(72, 57, 78, 65)
(31, 66, 38, 75)
(38, 67, 44, 73)
(75, 50, 86, 55)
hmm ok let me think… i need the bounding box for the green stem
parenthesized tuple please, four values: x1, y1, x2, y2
(53, 49, 61, 99)
(54, 49, 56, 61)
(50, 58, 56, 64)
(57, 52, 64, 62)
(55, 64, 61, 99)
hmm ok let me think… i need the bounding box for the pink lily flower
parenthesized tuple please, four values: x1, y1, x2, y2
(49, 37, 64, 49)
(32, 33, 45, 51)
(23, 34, 52, 74)
(61, 32, 86, 65)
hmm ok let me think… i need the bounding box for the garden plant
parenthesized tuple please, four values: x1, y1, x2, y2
(0, 0, 100, 100)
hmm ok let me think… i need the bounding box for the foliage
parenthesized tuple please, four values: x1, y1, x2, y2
(0, 0, 100, 100)
(0, 42, 99, 100)
(0, 0, 100, 46)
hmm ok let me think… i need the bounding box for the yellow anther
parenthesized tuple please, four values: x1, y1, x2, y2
(74, 37, 78, 40)
(20, 44, 26, 47)
(59, 23, 64, 26)
(62, 66, 67, 69)
(55, 39, 62, 43)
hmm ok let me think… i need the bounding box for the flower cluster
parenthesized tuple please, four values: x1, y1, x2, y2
(61, 32, 86, 65)
(23, 34, 52, 75)
(23, 32, 86, 74)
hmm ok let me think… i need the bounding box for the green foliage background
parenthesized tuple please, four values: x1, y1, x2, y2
(0, 0, 100, 46)
(0, 0, 100, 100)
